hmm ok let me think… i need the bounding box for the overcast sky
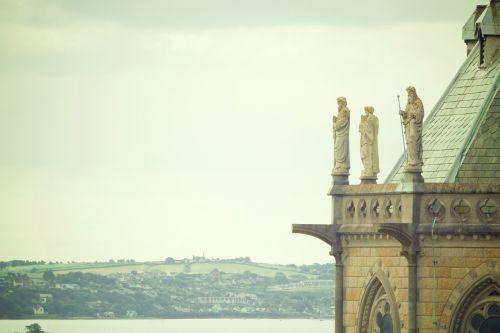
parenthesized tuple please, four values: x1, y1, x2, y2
(0, 0, 484, 264)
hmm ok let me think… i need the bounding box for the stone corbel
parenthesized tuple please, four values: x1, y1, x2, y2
(376, 223, 419, 264)
(292, 223, 345, 333)
(292, 224, 339, 246)
(292, 224, 342, 262)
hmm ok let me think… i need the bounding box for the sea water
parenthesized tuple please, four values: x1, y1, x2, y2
(0, 319, 334, 333)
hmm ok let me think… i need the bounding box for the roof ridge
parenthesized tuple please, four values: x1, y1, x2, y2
(384, 43, 481, 183)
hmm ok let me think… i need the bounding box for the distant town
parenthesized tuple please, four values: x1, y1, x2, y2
(0, 257, 334, 319)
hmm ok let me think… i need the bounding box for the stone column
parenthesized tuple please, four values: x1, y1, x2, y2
(408, 260, 417, 333)
(331, 247, 344, 333)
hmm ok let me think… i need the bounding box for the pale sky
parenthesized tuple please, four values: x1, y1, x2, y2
(0, 0, 485, 264)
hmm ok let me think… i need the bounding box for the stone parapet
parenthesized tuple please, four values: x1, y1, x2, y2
(329, 183, 500, 236)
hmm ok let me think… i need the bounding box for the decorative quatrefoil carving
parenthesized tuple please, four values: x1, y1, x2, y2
(478, 198, 498, 222)
(451, 198, 471, 222)
(427, 198, 445, 220)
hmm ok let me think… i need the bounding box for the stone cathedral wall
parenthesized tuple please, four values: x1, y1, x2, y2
(343, 241, 409, 333)
(417, 243, 500, 333)
(342, 240, 500, 333)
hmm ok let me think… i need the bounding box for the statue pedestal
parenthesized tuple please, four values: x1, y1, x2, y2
(403, 167, 424, 183)
(332, 171, 350, 185)
(360, 175, 377, 184)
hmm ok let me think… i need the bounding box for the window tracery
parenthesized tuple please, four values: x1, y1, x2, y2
(463, 287, 500, 333)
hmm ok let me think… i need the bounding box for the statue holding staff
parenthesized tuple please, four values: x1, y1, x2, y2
(359, 106, 379, 178)
(332, 96, 350, 175)
(399, 86, 424, 170)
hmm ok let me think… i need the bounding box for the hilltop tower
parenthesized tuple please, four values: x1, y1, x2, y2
(293, 2, 500, 333)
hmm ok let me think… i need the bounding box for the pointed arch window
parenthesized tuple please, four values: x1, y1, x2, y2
(370, 288, 394, 333)
(358, 274, 399, 333)
(452, 276, 500, 333)
(465, 290, 500, 333)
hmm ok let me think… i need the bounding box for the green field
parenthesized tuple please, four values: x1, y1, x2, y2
(0, 261, 315, 280)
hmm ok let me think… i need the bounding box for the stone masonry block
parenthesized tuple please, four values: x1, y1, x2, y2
(345, 313, 356, 326)
(440, 256, 467, 268)
(417, 302, 433, 316)
(349, 248, 361, 256)
(360, 248, 371, 256)
(438, 290, 452, 303)
(420, 256, 436, 267)
(346, 288, 361, 301)
(397, 289, 409, 302)
(436, 267, 451, 278)
(418, 267, 433, 278)
(344, 276, 357, 288)
(419, 289, 433, 301)
(356, 256, 368, 266)
(465, 257, 485, 268)
(419, 278, 434, 289)
(383, 257, 401, 267)
(361, 266, 373, 276)
(439, 248, 465, 257)
(484, 249, 500, 258)
(464, 248, 484, 257)
(438, 278, 459, 290)
(451, 267, 468, 279)
(344, 266, 357, 277)
(417, 315, 436, 329)
(391, 266, 407, 278)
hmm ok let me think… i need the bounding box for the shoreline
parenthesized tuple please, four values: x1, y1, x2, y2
(0, 316, 334, 321)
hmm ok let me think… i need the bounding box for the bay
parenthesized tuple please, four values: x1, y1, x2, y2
(0, 319, 334, 333)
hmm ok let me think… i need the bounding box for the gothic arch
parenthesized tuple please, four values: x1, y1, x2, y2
(357, 270, 401, 333)
(440, 261, 500, 333)
(450, 275, 500, 333)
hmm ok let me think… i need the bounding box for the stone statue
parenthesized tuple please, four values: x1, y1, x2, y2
(332, 96, 350, 175)
(399, 86, 424, 170)
(359, 106, 379, 178)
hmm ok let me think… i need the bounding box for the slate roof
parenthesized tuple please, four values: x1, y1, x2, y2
(386, 44, 500, 183)
(455, 88, 500, 182)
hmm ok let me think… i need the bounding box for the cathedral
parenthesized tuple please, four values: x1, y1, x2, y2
(293, 1, 500, 333)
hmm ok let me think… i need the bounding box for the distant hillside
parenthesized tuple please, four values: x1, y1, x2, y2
(0, 258, 335, 319)
(0, 258, 333, 281)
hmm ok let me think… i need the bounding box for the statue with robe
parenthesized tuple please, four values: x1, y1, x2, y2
(399, 86, 424, 170)
(332, 96, 350, 174)
(359, 106, 379, 177)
